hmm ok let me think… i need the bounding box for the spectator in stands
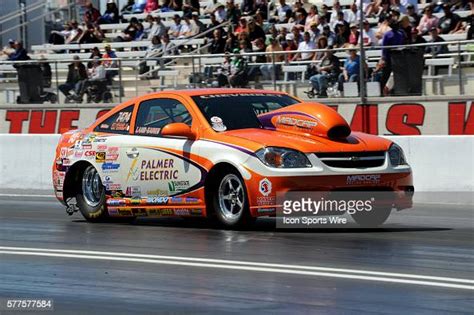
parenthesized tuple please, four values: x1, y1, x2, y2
(225, 31, 238, 52)
(377, 0, 392, 24)
(406, 4, 420, 26)
(260, 37, 283, 81)
(147, 16, 167, 39)
(248, 17, 266, 42)
(160, 34, 177, 64)
(348, 23, 359, 45)
(410, 28, 426, 44)
(272, 0, 291, 23)
(103, 44, 118, 83)
(169, 0, 184, 11)
(362, 19, 376, 46)
(1, 39, 16, 59)
(334, 23, 349, 47)
(59, 55, 88, 102)
(309, 23, 320, 42)
(330, 1, 345, 28)
(145, 0, 159, 12)
(399, 15, 412, 42)
(80, 57, 107, 101)
(210, 29, 226, 54)
(468, 3, 474, 40)
(391, 0, 406, 14)
(313, 36, 328, 61)
(345, 2, 360, 25)
(225, 0, 242, 24)
(235, 17, 248, 35)
(65, 20, 83, 44)
(401, 0, 417, 12)
(228, 49, 248, 87)
(426, 27, 449, 55)
(99, 0, 120, 24)
(83, 2, 101, 24)
(116, 17, 144, 41)
(87, 47, 102, 68)
(255, 0, 268, 20)
(291, 26, 303, 43)
(179, 15, 199, 38)
(292, 31, 315, 61)
(241, 0, 256, 16)
(438, 3, 462, 34)
(380, 15, 406, 92)
(79, 23, 104, 44)
(183, 0, 200, 16)
(320, 4, 331, 23)
(292, 0, 307, 20)
(338, 46, 362, 92)
(284, 33, 297, 61)
(132, 0, 146, 13)
(8, 41, 29, 61)
(169, 14, 183, 39)
(333, 11, 350, 39)
(214, 3, 227, 23)
(308, 46, 340, 98)
(121, 0, 135, 15)
(304, 5, 319, 32)
(375, 15, 392, 45)
(192, 12, 206, 34)
(417, 6, 439, 35)
(321, 24, 336, 47)
(139, 35, 162, 74)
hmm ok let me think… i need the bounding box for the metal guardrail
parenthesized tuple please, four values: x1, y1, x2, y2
(0, 39, 473, 104)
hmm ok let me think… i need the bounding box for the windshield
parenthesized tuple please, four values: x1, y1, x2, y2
(192, 94, 299, 132)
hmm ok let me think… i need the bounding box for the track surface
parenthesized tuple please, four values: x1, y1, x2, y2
(0, 196, 472, 314)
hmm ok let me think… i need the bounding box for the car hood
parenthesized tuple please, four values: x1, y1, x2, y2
(210, 102, 392, 153)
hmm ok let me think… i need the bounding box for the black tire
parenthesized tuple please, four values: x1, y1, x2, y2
(209, 168, 254, 228)
(351, 207, 391, 227)
(75, 165, 108, 222)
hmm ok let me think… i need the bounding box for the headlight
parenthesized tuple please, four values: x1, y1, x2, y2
(388, 143, 407, 166)
(256, 147, 312, 168)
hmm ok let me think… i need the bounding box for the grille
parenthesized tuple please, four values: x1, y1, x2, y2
(315, 151, 386, 168)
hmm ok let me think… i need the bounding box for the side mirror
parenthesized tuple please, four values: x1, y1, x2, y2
(161, 122, 196, 139)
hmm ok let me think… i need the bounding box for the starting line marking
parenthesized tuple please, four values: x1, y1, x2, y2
(0, 246, 472, 290)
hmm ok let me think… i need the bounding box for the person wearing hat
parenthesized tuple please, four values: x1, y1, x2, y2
(284, 33, 298, 61)
(59, 56, 88, 102)
(426, 27, 449, 55)
(1, 39, 16, 59)
(438, 3, 462, 34)
(214, 3, 227, 23)
(417, 5, 439, 35)
(98, 0, 119, 24)
(406, 4, 420, 26)
(308, 46, 340, 98)
(348, 23, 359, 45)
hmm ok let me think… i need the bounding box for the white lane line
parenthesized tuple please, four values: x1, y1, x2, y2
(0, 250, 472, 290)
(0, 194, 55, 198)
(0, 247, 473, 289)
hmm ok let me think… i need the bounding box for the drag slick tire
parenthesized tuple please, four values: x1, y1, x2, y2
(351, 207, 391, 227)
(210, 169, 254, 228)
(76, 165, 108, 222)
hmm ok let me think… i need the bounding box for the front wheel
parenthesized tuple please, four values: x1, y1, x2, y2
(76, 165, 108, 222)
(351, 207, 391, 227)
(211, 171, 254, 228)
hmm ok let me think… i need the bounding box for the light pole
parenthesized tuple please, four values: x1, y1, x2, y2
(358, 0, 366, 104)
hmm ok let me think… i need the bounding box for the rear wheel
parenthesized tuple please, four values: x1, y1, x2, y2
(211, 170, 254, 228)
(76, 165, 108, 222)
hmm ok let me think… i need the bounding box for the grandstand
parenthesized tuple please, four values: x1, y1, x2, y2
(0, 0, 473, 104)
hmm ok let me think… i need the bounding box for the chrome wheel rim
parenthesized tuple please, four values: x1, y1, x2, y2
(218, 174, 245, 221)
(82, 166, 103, 208)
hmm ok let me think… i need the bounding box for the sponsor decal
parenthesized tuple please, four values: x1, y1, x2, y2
(126, 186, 141, 198)
(259, 178, 272, 197)
(96, 152, 106, 163)
(74, 150, 84, 158)
(102, 162, 120, 171)
(256, 196, 276, 206)
(55, 190, 63, 200)
(147, 189, 168, 196)
(276, 116, 318, 129)
(146, 196, 170, 204)
(210, 116, 227, 132)
(257, 208, 276, 213)
(84, 150, 96, 158)
(168, 180, 190, 192)
(82, 143, 92, 150)
(174, 209, 190, 216)
(137, 159, 178, 181)
(97, 144, 107, 151)
(62, 158, 72, 166)
(107, 199, 126, 206)
(131, 208, 147, 216)
(346, 174, 381, 184)
(103, 175, 113, 184)
(106, 183, 122, 191)
(108, 207, 119, 215)
(135, 126, 161, 135)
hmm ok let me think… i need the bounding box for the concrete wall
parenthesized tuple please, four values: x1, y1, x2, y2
(0, 135, 472, 199)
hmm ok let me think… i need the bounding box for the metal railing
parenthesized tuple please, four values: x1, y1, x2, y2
(0, 39, 473, 105)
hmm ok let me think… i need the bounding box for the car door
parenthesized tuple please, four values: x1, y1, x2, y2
(118, 97, 204, 205)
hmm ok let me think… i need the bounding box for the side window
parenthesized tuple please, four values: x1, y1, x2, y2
(94, 105, 134, 134)
(135, 98, 192, 136)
